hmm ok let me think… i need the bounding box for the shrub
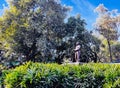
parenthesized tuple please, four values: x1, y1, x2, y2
(0, 64, 6, 88)
(3, 62, 120, 88)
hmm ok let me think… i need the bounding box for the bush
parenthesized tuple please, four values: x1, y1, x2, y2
(3, 62, 120, 88)
(0, 64, 6, 88)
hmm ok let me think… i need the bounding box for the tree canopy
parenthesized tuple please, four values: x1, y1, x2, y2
(1, 1, 120, 65)
(94, 4, 120, 62)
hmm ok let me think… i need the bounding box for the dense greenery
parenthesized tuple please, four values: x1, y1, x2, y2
(0, 0, 100, 65)
(0, 1, 120, 88)
(94, 4, 120, 62)
(0, 62, 120, 88)
(0, 65, 5, 88)
(0, 0, 70, 62)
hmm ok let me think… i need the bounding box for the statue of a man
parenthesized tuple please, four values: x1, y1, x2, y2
(74, 42, 81, 62)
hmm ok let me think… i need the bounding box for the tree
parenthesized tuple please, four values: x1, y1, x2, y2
(62, 16, 99, 62)
(0, 0, 100, 63)
(112, 42, 120, 61)
(94, 4, 120, 62)
(0, 0, 70, 62)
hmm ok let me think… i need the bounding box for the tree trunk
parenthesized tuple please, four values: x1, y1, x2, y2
(107, 39, 112, 62)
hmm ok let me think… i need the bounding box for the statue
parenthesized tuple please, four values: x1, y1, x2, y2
(74, 42, 81, 62)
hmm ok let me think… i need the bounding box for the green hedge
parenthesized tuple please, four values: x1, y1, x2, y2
(2, 62, 120, 88)
(0, 64, 5, 87)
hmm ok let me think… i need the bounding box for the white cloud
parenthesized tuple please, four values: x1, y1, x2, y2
(70, 0, 97, 30)
(71, 0, 95, 14)
(5, 0, 12, 4)
(0, 1, 9, 16)
(0, 9, 4, 16)
(0, 4, 6, 16)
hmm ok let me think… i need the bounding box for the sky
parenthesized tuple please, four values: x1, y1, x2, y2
(0, 0, 120, 30)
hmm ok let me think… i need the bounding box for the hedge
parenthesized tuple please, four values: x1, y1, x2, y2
(0, 64, 6, 88)
(1, 62, 120, 88)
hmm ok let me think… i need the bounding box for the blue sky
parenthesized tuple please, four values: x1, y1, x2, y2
(0, 0, 120, 30)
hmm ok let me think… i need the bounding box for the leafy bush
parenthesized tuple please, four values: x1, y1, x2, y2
(3, 62, 120, 88)
(0, 64, 6, 87)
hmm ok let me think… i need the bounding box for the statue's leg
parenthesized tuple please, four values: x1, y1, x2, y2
(77, 51, 80, 62)
(76, 52, 79, 62)
(75, 53, 77, 62)
(78, 51, 80, 62)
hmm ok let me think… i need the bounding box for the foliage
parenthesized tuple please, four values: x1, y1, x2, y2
(57, 16, 100, 63)
(112, 42, 120, 62)
(97, 35, 120, 62)
(2, 62, 120, 88)
(0, 0, 70, 62)
(94, 4, 120, 62)
(0, 64, 6, 87)
(0, 0, 100, 63)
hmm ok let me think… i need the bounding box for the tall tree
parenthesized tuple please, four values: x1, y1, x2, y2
(0, 0, 70, 62)
(63, 16, 99, 62)
(94, 4, 120, 62)
(0, 0, 100, 63)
